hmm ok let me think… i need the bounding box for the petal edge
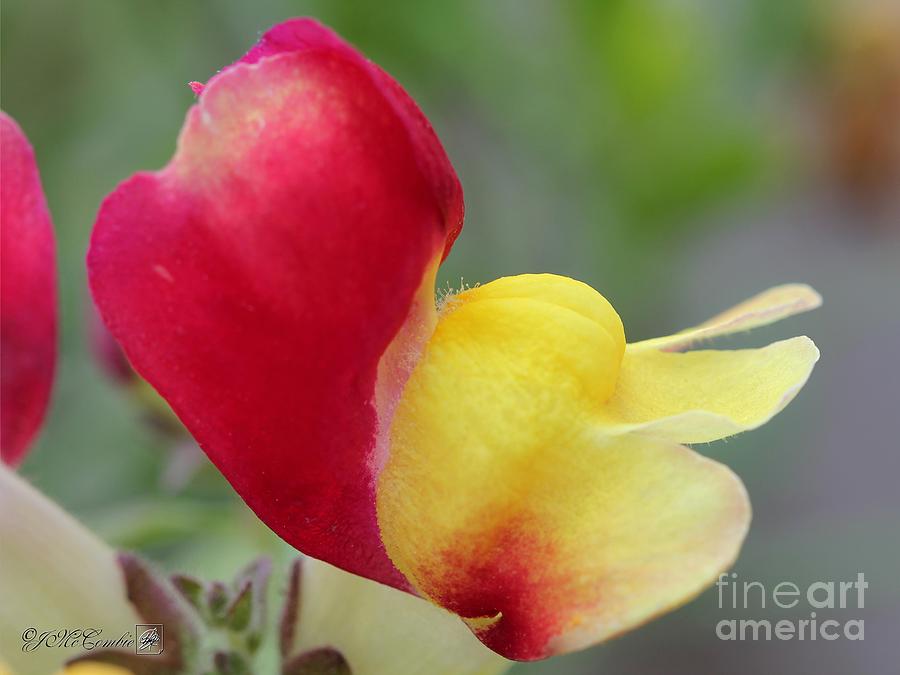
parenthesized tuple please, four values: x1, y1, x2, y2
(630, 284, 821, 352)
(596, 336, 820, 443)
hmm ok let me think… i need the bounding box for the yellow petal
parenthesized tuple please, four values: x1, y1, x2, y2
(58, 665, 134, 675)
(455, 274, 625, 355)
(596, 337, 820, 443)
(629, 284, 821, 352)
(377, 275, 749, 660)
(436, 273, 626, 402)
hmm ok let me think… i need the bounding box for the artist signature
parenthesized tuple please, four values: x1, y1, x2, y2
(20, 627, 136, 653)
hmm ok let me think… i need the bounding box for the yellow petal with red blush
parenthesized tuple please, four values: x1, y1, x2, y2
(596, 337, 820, 443)
(376, 274, 750, 660)
(629, 284, 821, 352)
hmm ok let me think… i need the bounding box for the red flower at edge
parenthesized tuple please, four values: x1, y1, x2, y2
(1, 112, 57, 465)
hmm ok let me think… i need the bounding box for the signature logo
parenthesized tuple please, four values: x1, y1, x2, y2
(135, 624, 164, 655)
(20, 625, 165, 656)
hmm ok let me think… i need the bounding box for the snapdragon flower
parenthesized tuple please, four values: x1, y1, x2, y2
(88, 18, 820, 661)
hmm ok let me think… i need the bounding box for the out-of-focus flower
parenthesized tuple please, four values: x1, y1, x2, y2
(820, 0, 900, 217)
(1, 112, 57, 465)
(58, 664, 133, 675)
(88, 303, 184, 437)
(0, 464, 508, 675)
(0, 465, 140, 674)
(88, 302, 205, 491)
(87, 303, 135, 385)
(287, 556, 509, 675)
(6, 664, 132, 675)
(88, 18, 821, 661)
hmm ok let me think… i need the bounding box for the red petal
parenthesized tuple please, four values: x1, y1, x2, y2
(201, 19, 462, 257)
(88, 20, 461, 589)
(1, 112, 57, 465)
(235, 18, 354, 66)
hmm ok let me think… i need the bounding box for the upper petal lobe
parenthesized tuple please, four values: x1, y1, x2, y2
(629, 284, 821, 352)
(209, 18, 463, 258)
(88, 22, 461, 589)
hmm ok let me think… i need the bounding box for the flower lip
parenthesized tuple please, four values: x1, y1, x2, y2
(377, 279, 818, 660)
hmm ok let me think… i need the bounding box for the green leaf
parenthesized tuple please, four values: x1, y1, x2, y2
(171, 573, 206, 612)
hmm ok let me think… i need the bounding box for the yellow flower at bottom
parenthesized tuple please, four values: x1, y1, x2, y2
(58, 664, 133, 675)
(377, 274, 820, 660)
(0, 662, 134, 675)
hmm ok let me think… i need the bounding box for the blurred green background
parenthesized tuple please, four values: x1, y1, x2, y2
(3, 0, 899, 673)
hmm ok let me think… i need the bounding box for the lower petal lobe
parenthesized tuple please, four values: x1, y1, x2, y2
(597, 337, 820, 443)
(377, 276, 749, 659)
